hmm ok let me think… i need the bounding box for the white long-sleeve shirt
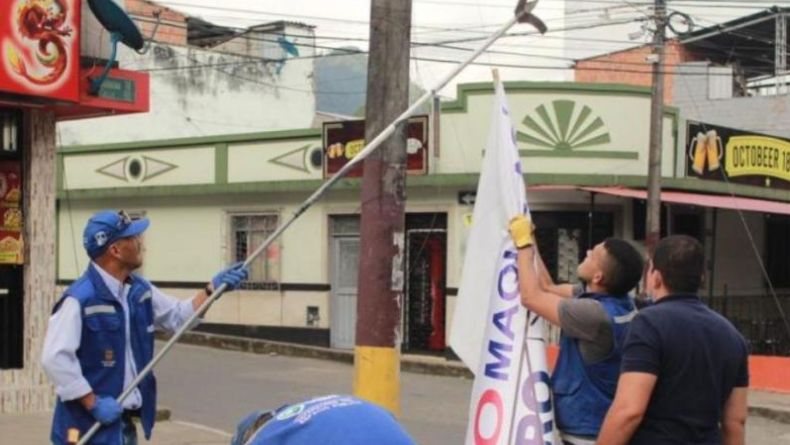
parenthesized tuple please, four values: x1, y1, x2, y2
(41, 263, 198, 409)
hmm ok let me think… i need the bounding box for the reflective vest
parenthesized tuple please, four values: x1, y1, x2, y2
(50, 264, 157, 445)
(551, 292, 636, 437)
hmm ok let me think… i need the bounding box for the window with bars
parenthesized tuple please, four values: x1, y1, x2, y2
(231, 214, 280, 290)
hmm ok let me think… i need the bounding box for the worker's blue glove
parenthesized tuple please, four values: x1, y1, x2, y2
(211, 262, 249, 292)
(90, 396, 123, 425)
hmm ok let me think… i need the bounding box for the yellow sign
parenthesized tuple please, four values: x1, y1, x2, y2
(725, 135, 790, 182)
(463, 213, 474, 228)
(344, 139, 364, 159)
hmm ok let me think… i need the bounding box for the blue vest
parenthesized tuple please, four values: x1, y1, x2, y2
(551, 292, 636, 437)
(50, 264, 157, 445)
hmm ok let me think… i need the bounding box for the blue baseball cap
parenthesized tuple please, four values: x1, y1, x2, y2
(83, 210, 150, 259)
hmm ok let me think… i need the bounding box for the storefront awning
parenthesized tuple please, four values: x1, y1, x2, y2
(580, 186, 790, 216)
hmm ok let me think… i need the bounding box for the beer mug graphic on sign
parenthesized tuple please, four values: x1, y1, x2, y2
(705, 130, 723, 172)
(690, 132, 707, 175)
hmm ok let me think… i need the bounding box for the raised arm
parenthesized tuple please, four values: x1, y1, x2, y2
(509, 215, 564, 325)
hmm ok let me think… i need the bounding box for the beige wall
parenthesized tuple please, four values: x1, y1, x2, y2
(438, 88, 677, 177)
(228, 138, 323, 183)
(57, 184, 637, 336)
(62, 147, 215, 189)
(58, 196, 332, 329)
(55, 83, 727, 346)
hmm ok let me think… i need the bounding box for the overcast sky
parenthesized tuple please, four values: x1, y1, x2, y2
(152, 0, 781, 96)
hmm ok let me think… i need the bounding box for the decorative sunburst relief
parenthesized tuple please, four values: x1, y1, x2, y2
(517, 100, 612, 151)
(96, 155, 178, 183)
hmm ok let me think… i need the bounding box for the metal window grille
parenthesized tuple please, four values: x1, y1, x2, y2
(231, 214, 280, 290)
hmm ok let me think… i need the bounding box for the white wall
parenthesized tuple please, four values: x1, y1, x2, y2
(57, 40, 316, 145)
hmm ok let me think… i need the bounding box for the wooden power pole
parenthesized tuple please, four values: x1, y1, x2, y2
(646, 0, 667, 255)
(353, 0, 413, 415)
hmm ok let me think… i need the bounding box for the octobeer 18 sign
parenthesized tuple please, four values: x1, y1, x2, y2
(0, 0, 81, 102)
(686, 121, 790, 190)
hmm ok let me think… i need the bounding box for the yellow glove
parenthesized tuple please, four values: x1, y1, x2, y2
(509, 214, 534, 249)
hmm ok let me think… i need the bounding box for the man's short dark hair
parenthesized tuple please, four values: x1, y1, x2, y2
(601, 238, 645, 296)
(652, 235, 705, 294)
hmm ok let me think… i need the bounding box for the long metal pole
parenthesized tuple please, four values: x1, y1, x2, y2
(78, 3, 543, 443)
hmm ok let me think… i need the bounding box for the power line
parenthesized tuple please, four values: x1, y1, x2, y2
(123, 4, 790, 90)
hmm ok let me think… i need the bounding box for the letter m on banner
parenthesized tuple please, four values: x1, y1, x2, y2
(450, 78, 555, 445)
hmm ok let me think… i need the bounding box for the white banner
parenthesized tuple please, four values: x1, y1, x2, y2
(450, 78, 555, 445)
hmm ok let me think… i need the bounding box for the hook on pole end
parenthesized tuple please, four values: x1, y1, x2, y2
(514, 0, 548, 34)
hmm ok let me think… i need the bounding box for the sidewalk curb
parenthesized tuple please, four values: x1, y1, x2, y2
(749, 405, 790, 425)
(157, 331, 474, 379)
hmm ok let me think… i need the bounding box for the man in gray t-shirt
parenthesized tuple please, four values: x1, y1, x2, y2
(560, 283, 619, 364)
(509, 216, 645, 444)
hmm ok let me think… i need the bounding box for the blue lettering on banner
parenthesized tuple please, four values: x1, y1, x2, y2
(497, 263, 519, 301)
(484, 341, 514, 381)
(514, 371, 554, 445)
(483, 248, 521, 381)
(492, 306, 519, 341)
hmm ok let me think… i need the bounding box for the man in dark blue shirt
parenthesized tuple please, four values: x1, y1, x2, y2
(596, 235, 749, 445)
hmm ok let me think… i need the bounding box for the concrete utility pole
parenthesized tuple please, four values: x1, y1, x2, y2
(646, 0, 667, 255)
(354, 0, 412, 415)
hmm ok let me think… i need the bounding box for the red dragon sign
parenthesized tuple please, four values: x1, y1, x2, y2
(1, 0, 80, 102)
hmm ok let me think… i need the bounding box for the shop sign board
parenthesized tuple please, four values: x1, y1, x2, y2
(0, 0, 81, 103)
(687, 121, 790, 190)
(323, 115, 429, 178)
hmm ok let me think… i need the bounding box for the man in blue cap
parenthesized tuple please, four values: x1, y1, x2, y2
(42, 210, 249, 445)
(230, 395, 417, 445)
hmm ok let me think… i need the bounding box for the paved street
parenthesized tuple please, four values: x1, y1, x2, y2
(156, 342, 790, 444)
(156, 342, 472, 443)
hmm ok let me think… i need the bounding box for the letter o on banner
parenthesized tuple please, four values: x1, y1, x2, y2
(474, 389, 504, 445)
(497, 264, 519, 301)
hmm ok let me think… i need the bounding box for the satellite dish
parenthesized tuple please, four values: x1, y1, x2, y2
(88, 0, 144, 50)
(86, 0, 157, 94)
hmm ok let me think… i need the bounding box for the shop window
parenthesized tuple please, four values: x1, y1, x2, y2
(765, 215, 790, 289)
(532, 211, 614, 284)
(230, 214, 280, 290)
(671, 210, 703, 241)
(632, 200, 667, 241)
(0, 109, 22, 369)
